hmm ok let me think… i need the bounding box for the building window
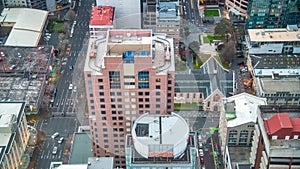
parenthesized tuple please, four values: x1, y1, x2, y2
(156, 92, 160, 96)
(109, 71, 121, 88)
(138, 71, 149, 88)
(111, 105, 116, 108)
(168, 80, 172, 84)
(100, 105, 105, 108)
(145, 92, 150, 96)
(138, 92, 143, 96)
(117, 98, 122, 102)
(101, 111, 106, 114)
(111, 98, 116, 102)
(156, 104, 160, 108)
(112, 111, 116, 114)
(100, 98, 105, 102)
(138, 98, 143, 102)
(102, 117, 106, 120)
(145, 98, 150, 102)
(99, 86, 104, 90)
(110, 92, 115, 96)
(156, 85, 161, 89)
(91, 106, 95, 109)
(98, 79, 103, 82)
(156, 98, 160, 102)
(99, 92, 104, 96)
(88, 80, 92, 85)
(117, 92, 122, 96)
(87, 74, 91, 77)
(139, 104, 143, 108)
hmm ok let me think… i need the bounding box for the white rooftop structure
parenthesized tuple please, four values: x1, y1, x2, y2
(131, 113, 189, 159)
(0, 8, 48, 47)
(95, 0, 141, 29)
(248, 28, 300, 42)
(225, 93, 267, 127)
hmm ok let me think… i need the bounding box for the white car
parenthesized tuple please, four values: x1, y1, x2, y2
(52, 146, 58, 154)
(58, 137, 64, 144)
(199, 149, 204, 156)
(51, 132, 59, 139)
(69, 84, 73, 90)
(73, 86, 77, 92)
(62, 62, 67, 65)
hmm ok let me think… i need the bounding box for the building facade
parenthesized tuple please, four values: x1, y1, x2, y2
(225, 0, 249, 19)
(219, 93, 267, 157)
(84, 29, 175, 168)
(143, 0, 182, 54)
(126, 113, 198, 169)
(247, 0, 300, 29)
(2, 0, 56, 11)
(250, 105, 300, 169)
(0, 102, 30, 169)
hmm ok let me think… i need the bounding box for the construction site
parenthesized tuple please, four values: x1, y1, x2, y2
(0, 46, 53, 114)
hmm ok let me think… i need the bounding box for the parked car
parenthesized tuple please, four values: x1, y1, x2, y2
(51, 132, 59, 139)
(73, 86, 77, 93)
(69, 65, 73, 70)
(200, 156, 204, 163)
(52, 146, 58, 154)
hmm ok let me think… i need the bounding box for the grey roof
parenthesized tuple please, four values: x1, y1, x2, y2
(87, 157, 114, 169)
(175, 57, 234, 98)
(158, 2, 178, 19)
(69, 133, 92, 164)
(250, 54, 300, 69)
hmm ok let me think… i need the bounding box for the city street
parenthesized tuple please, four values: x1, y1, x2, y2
(35, 117, 78, 169)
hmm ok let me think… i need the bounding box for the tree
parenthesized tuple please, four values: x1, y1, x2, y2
(189, 41, 200, 61)
(184, 26, 190, 37)
(214, 18, 234, 37)
(65, 9, 76, 21)
(220, 39, 235, 65)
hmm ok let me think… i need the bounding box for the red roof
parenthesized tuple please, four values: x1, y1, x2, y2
(264, 113, 293, 135)
(291, 118, 300, 132)
(90, 6, 114, 26)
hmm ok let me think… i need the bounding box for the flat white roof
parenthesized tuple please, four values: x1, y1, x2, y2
(0, 8, 48, 47)
(57, 164, 88, 169)
(225, 93, 267, 127)
(248, 29, 300, 42)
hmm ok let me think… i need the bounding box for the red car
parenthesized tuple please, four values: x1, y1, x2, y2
(200, 156, 204, 163)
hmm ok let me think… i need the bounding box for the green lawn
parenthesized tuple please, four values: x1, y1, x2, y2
(203, 34, 225, 43)
(48, 19, 65, 33)
(175, 57, 187, 71)
(53, 23, 64, 33)
(204, 10, 220, 17)
(174, 103, 203, 110)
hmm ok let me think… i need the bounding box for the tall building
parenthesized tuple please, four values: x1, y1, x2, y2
(84, 29, 175, 168)
(143, 0, 182, 54)
(126, 113, 198, 169)
(95, 0, 142, 29)
(250, 105, 300, 169)
(0, 102, 30, 169)
(225, 0, 249, 19)
(247, 0, 300, 29)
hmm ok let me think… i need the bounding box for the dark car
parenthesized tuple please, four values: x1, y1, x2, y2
(200, 156, 204, 163)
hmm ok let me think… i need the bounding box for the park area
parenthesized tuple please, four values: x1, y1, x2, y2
(202, 34, 225, 43)
(204, 9, 220, 17)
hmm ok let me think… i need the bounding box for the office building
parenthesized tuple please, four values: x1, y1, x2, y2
(0, 102, 30, 169)
(250, 105, 300, 169)
(126, 113, 198, 169)
(219, 93, 267, 152)
(95, 0, 142, 29)
(84, 29, 175, 168)
(247, 0, 300, 29)
(2, 0, 56, 11)
(226, 0, 249, 19)
(247, 53, 300, 105)
(89, 5, 115, 38)
(245, 25, 300, 55)
(143, 0, 182, 54)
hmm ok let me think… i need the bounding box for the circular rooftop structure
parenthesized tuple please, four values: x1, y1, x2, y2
(131, 113, 189, 159)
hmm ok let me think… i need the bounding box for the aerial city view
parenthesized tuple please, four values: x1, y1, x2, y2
(0, 0, 300, 169)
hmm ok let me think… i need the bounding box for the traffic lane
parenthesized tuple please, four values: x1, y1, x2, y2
(203, 136, 216, 169)
(41, 117, 77, 138)
(37, 138, 65, 169)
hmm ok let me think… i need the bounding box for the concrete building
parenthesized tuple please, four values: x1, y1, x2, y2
(125, 113, 198, 169)
(250, 105, 300, 169)
(0, 46, 53, 114)
(225, 0, 249, 19)
(0, 102, 30, 169)
(89, 5, 115, 38)
(0, 8, 48, 47)
(219, 93, 267, 168)
(2, 0, 56, 11)
(175, 57, 234, 111)
(49, 157, 114, 169)
(247, 54, 300, 105)
(247, 0, 300, 29)
(84, 29, 175, 168)
(245, 25, 300, 55)
(95, 0, 141, 29)
(143, 0, 182, 54)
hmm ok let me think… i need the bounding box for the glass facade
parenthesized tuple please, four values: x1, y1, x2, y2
(247, 0, 300, 29)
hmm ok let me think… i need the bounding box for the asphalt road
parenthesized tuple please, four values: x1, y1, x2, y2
(51, 0, 94, 116)
(176, 111, 220, 169)
(35, 117, 78, 169)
